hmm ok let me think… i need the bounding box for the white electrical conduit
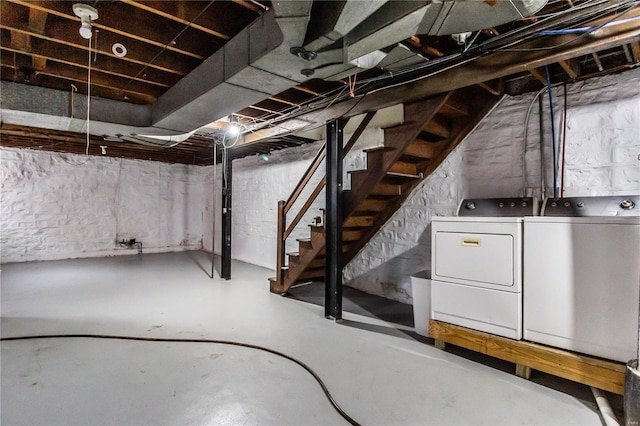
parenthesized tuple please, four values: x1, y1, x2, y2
(591, 387, 620, 426)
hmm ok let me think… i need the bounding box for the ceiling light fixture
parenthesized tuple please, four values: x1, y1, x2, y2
(72, 3, 99, 40)
(227, 115, 240, 137)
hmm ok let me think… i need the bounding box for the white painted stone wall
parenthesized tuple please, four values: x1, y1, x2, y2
(344, 68, 640, 303)
(1, 149, 204, 263)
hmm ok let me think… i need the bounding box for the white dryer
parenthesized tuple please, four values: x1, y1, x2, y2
(523, 195, 640, 363)
(431, 198, 538, 340)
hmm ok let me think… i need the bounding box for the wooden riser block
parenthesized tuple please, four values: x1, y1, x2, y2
(428, 320, 625, 395)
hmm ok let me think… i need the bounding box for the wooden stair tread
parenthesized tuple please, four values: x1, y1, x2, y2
(363, 146, 395, 153)
(404, 139, 441, 159)
(389, 160, 418, 175)
(440, 94, 469, 117)
(386, 171, 421, 179)
(296, 238, 311, 243)
(344, 215, 374, 227)
(286, 251, 300, 257)
(422, 115, 451, 139)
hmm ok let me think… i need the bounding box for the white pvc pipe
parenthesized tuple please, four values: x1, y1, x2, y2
(591, 387, 620, 426)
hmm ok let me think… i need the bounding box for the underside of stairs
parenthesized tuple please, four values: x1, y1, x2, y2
(270, 86, 502, 294)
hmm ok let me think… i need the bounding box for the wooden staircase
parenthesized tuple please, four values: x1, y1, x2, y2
(270, 86, 502, 294)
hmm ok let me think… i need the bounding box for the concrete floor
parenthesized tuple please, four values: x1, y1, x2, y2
(1, 251, 604, 425)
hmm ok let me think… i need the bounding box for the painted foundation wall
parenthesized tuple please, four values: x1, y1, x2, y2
(1, 150, 204, 263)
(344, 69, 640, 303)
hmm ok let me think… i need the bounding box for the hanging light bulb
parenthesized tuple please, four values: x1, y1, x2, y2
(72, 4, 98, 40)
(227, 115, 240, 137)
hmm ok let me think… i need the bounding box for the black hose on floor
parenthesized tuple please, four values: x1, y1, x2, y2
(1, 334, 361, 426)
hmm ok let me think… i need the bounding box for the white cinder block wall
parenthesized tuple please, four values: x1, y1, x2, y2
(345, 69, 640, 303)
(1, 150, 204, 263)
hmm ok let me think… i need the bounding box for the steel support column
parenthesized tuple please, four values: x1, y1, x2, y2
(221, 147, 232, 279)
(325, 118, 345, 319)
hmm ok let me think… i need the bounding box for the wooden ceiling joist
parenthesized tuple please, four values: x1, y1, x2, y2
(477, 79, 503, 95)
(622, 44, 634, 63)
(592, 52, 605, 72)
(7, 0, 210, 60)
(631, 41, 640, 63)
(1, 45, 171, 88)
(119, 0, 230, 41)
(529, 67, 548, 85)
(1, 24, 192, 76)
(559, 59, 579, 79)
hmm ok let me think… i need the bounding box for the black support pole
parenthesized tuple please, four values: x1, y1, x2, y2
(221, 147, 232, 280)
(325, 118, 344, 320)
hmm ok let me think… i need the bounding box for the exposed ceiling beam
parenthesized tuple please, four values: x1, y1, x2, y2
(1, 56, 161, 101)
(477, 79, 503, 95)
(119, 0, 230, 40)
(622, 44, 634, 63)
(7, 0, 207, 59)
(293, 86, 327, 97)
(529, 67, 548, 85)
(1, 45, 170, 88)
(591, 52, 604, 72)
(559, 59, 579, 79)
(631, 41, 640, 63)
(0, 25, 191, 76)
(249, 105, 284, 116)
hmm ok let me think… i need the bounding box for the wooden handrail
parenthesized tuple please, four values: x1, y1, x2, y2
(275, 111, 377, 286)
(342, 111, 376, 155)
(284, 144, 326, 214)
(284, 176, 326, 240)
(276, 200, 285, 284)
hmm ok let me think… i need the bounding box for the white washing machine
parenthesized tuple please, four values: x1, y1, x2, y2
(524, 195, 640, 363)
(431, 198, 538, 340)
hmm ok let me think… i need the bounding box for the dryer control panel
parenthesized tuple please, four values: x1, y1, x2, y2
(457, 197, 538, 217)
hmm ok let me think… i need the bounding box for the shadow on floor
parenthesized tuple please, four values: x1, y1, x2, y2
(284, 280, 623, 419)
(284, 280, 414, 328)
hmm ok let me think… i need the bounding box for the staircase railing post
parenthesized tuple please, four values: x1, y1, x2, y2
(276, 200, 286, 286)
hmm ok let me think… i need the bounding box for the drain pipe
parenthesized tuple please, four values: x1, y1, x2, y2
(591, 387, 620, 426)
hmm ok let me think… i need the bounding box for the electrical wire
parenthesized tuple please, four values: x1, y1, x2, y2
(560, 82, 568, 198)
(521, 87, 549, 196)
(124, 0, 215, 91)
(86, 34, 92, 156)
(544, 65, 558, 199)
(499, 1, 640, 52)
(0, 333, 361, 426)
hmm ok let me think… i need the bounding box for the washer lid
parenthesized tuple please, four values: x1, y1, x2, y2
(541, 195, 640, 217)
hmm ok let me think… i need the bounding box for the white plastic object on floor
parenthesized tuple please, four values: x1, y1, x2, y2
(410, 270, 431, 337)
